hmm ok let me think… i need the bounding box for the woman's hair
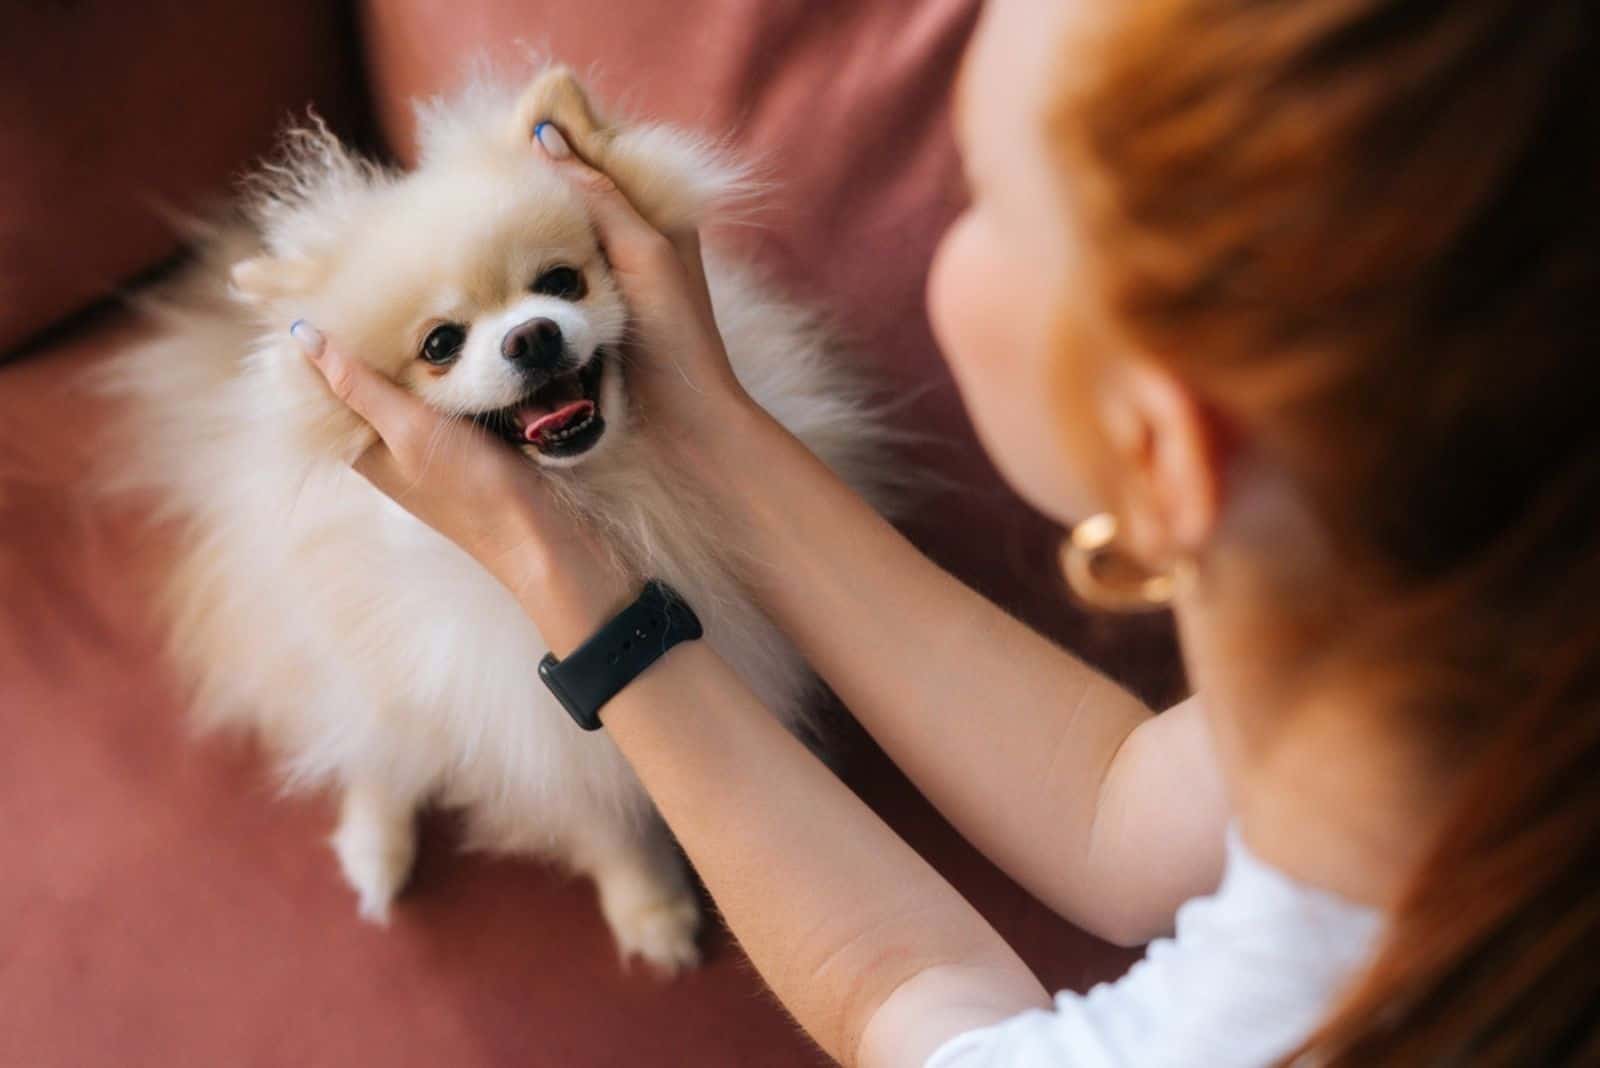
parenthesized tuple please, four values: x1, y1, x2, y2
(1055, 0, 1599, 1062)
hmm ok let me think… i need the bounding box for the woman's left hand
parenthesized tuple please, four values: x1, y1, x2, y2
(290, 321, 634, 652)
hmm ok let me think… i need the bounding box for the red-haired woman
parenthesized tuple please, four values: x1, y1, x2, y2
(293, 0, 1599, 1062)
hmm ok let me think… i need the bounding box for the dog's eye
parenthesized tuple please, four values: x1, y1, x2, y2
(420, 323, 467, 366)
(532, 266, 586, 300)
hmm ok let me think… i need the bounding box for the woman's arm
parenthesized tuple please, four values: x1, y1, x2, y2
(531, 136, 1230, 942)
(602, 634, 1052, 1067)
(693, 399, 1228, 943)
(295, 334, 1048, 1065)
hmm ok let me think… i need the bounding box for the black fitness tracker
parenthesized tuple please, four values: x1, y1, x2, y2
(538, 580, 703, 731)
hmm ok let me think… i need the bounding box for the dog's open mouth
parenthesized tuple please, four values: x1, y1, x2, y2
(473, 354, 607, 459)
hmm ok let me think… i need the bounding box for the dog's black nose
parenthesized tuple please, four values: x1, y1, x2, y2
(501, 318, 564, 369)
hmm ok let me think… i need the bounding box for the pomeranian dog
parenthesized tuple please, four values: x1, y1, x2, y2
(101, 66, 895, 972)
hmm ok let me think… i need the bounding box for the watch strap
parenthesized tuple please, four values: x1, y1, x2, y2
(538, 580, 703, 730)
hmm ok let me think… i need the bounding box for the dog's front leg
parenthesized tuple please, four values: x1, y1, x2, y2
(330, 781, 420, 925)
(570, 816, 703, 974)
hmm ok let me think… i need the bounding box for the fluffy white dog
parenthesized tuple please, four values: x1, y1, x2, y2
(102, 66, 895, 972)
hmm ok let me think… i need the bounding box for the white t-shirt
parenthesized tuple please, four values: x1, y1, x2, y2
(927, 828, 1381, 1068)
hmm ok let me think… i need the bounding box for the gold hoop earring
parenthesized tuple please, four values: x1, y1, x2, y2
(1059, 513, 1194, 612)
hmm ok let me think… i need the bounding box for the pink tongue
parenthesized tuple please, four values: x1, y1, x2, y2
(517, 399, 594, 443)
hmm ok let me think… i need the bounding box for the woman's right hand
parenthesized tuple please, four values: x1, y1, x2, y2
(532, 122, 757, 459)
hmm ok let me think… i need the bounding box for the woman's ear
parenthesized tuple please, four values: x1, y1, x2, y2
(1097, 358, 1226, 563)
(508, 66, 749, 233)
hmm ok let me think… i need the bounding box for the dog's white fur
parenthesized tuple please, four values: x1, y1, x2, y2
(101, 67, 895, 971)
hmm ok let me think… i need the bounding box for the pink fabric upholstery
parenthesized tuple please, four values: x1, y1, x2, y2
(0, 1, 361, 355)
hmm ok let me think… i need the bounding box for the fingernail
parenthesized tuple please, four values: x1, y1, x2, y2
(290, 319, 325, 358)
(533, 121, 571, 160)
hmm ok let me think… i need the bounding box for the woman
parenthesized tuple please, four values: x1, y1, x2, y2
(290, 0, 1599, 1063)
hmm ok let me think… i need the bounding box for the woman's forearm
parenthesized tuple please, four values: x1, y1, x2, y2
(688, 402, 1227, 941)
(597, 639, 1049, 1066)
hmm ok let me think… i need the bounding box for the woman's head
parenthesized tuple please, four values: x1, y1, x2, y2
(934, 0, 1599, 1060)
(936, 0, 1599, 613)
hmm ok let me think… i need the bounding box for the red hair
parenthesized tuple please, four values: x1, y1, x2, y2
(1056, 0, 1600, 1061)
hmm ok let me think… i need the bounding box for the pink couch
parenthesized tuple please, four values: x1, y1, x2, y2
(1, 3, 1180, 1063)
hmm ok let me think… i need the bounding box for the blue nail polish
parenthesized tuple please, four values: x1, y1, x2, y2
(289, 319, 325, 357)
(533, 121, 572, 159)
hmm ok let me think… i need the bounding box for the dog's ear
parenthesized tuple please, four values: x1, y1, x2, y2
(509, 66, 748, 233)
(229, 255, 321, 305)
(230, 113, 378, 306)
(507, 65, 612, 160)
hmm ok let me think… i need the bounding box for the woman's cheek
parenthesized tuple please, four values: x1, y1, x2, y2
(928, 211, 1083, 522)
(930, 213, 1003, 384)
(928, 214, 1033, 431)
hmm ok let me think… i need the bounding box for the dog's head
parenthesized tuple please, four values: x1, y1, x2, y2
(232, 66, 743, 468)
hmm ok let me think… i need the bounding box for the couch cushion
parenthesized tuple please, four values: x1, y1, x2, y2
(0, 1, 363, 356)
(0, 320, 1135, 1065)
(358, 0, 1185, 700)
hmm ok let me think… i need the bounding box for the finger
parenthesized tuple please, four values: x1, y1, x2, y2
(350, 436, 402, 488)
(669, 228, 714, 313)
(290, 321, 433, 454)
(532, 122, 673, 266)
(533, 122, 714, 312)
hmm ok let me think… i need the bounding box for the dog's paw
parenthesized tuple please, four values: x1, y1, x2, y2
(610, 894, 703, 975)
(330, 801, 417, 926)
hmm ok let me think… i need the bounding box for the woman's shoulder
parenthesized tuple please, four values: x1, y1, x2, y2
(927, 829, 1381, 1068)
